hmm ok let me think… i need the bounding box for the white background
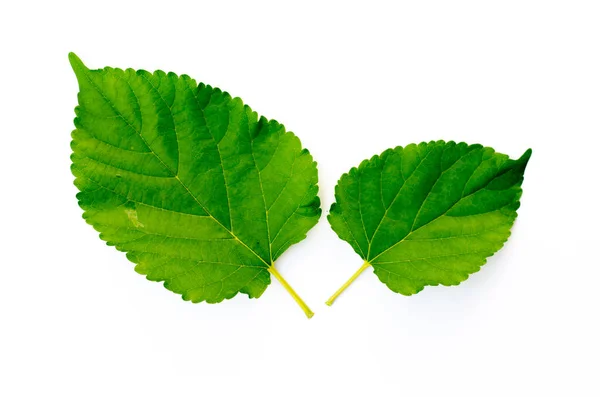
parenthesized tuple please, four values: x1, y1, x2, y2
(1, 1, 599, 396)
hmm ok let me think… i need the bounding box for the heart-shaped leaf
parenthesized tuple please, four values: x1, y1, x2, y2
(327, 141, 530, 304)
(69, 53, 321, 317)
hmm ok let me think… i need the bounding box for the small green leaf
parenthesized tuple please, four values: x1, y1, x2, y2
(326, 140, 531, 304)
(69, 53, 321, 317)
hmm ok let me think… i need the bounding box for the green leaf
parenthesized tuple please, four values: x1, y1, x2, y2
(326, 141, 531, 304)
(69, 53, 321, 318)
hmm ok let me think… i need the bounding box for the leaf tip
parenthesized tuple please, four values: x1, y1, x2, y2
(68, 52, 88, 74)
(517, 148, 533, 170)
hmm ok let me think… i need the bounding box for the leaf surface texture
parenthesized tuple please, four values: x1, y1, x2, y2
(69, 53, 320, 314)
(328, 141, 530, 300)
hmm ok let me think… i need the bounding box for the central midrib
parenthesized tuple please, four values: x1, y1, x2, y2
(367, 155, 514, 264)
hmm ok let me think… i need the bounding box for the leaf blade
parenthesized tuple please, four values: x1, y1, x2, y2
(328, 141, 530, 301)
(70, 53, 321, 314)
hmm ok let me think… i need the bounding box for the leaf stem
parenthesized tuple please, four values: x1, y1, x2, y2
(325, 261, 372, 306)
(268, 266, 314, 319)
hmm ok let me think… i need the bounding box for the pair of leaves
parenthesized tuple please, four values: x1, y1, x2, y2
(70, 53, 531, 318)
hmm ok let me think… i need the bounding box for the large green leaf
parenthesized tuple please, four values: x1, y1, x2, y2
(327, 141, 531, 304)
(69, 53, 320, 317)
